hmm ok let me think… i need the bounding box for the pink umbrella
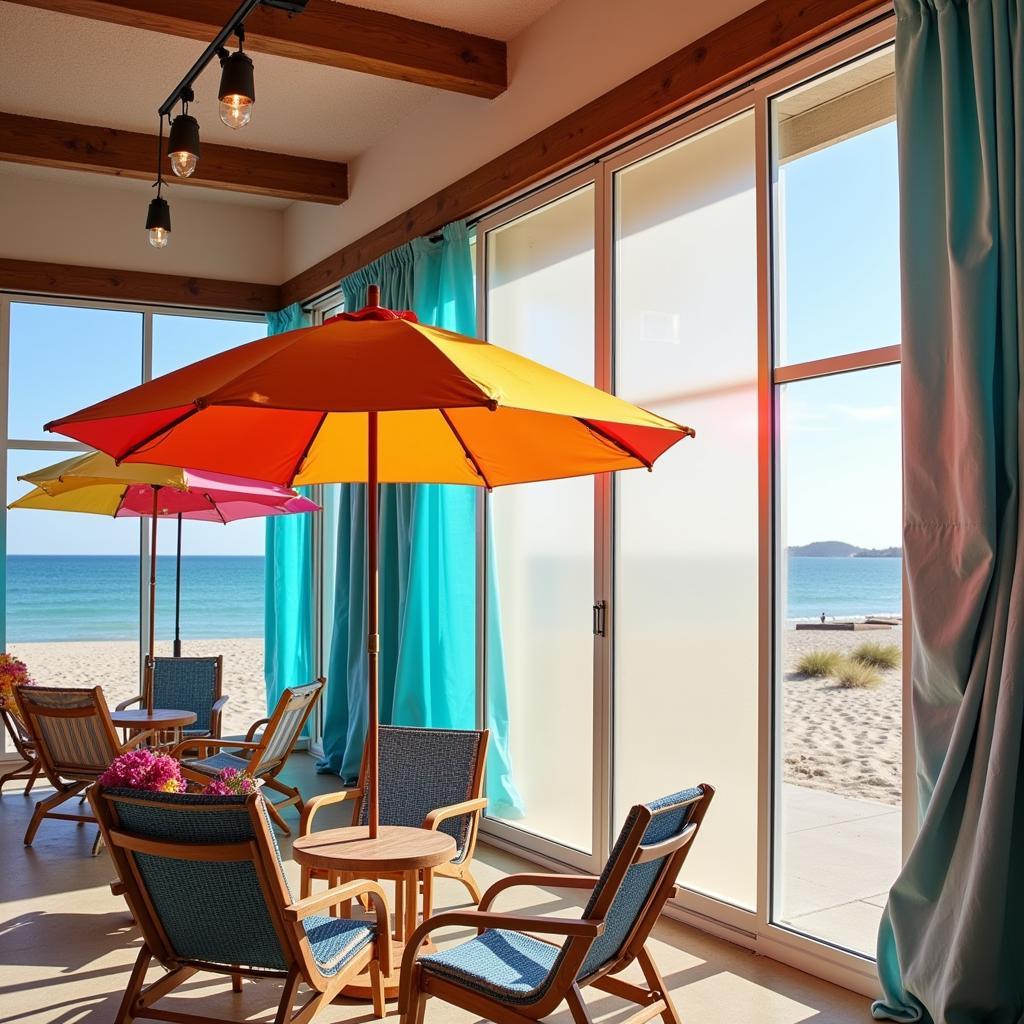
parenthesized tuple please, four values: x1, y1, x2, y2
(11, 452, 319, 709)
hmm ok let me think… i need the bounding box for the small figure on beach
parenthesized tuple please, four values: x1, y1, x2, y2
(820, 612, 826, 623)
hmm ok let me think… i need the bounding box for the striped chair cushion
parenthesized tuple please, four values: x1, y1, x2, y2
(304, 916, 374, 977)
(252, 683, 320, 774)
(152, 658, 219, 735)
(357, 726, 482, 859)
(184, 751, 251, 776)
(22, 687, 117, 775)
(419, 929, 559, 1002)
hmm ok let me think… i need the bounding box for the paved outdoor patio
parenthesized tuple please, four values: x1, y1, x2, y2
(778, 784, 901, 955)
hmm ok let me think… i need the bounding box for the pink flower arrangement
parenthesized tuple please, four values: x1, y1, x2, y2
(99, 749, 186, 794)
(202, 767, 258, 796)
(0, 653, 33, 716)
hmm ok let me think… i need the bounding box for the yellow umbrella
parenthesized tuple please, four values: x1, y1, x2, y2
(10, 451, 318, 711)
(46, 286, 695, 835)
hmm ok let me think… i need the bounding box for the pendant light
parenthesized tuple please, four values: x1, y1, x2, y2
(168, 89, 200, 178)
(146, 195, 171, 249)
(218, 26, 255, 130)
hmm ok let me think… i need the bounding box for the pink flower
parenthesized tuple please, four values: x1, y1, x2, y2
(99, 749, 186, 793)
(202, 767, 258, 796)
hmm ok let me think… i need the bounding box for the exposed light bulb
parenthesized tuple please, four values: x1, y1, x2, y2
(148, 226, 170, 249)
(219, 94, 253, 130)
(146, 195, 171, 249)
(169, 150, 197, 177)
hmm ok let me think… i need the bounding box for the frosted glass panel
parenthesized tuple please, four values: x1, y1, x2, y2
(614, 113, 759, 908)
(486, 187, 595, 853)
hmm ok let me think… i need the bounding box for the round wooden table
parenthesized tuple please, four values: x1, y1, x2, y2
(292, 825, 456, 999)
(110, 708, 197, 748)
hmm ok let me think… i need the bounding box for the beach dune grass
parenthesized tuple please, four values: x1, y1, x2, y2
(852, 640, 901, 670)
(795, 650, 844, 678)
(834, 657, 883, 689)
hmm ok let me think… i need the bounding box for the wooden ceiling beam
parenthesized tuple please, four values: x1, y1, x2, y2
(281, 0, 892, 305)
(0, 111, 348, 204)
(7, 0, 508, 99)
(0, 258, 281, 312)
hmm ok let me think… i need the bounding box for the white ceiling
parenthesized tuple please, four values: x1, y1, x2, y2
(0, 0, 562, 197)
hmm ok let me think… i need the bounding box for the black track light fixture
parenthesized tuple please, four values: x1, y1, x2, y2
(147, 116, 171, 248)
(218, 26, 255, 130)
(168, 89, 201, 178)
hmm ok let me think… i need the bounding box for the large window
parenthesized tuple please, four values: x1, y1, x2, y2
(478, 24, 901, 992)
(1, 298, 267, 737)
(770, 48, 903, 959)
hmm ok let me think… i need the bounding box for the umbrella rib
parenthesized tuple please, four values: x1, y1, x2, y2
(288, 412, 328, 486)
(576, 417, 654, 470)
(440, 410, 492, 490)
(114, 405, 202, 464)
(204, 493, 228, 525)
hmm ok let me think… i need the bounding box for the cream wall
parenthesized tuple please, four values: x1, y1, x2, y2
(281, 0, 762, 282)
(0, 165, 286, 285)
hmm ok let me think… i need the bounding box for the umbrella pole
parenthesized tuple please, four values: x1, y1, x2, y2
(173, 513, 183, 658)
(146, 487, 160, 715)
(367, 410, 380, 839)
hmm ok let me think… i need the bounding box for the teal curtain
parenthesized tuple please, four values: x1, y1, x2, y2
(317, 222, 522, 818)
(263, 303, 315, 732)
(874, 2, 1024, 1021)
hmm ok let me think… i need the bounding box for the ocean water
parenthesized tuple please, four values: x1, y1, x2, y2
(6, 555, 264, 642)
(786, 555, 902, 620)
(4, 553, 901, 643)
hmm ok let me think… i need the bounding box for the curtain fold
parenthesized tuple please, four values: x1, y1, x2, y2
(317, 223, 522, 818)
(263, 303, 315, 732)
(874, 2, 1024, 1020)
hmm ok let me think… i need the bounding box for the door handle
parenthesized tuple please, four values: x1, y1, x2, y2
(593, 600, 607, 637)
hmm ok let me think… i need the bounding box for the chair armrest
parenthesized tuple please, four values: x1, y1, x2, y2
(422, 796, 488, 831)
(169, 737, 261, 759)
(284, 879, 393, 976)
(211, 695, 230, 712)
(120, 730, 161, 751)
(299, 787, 362, 835)
(115, 695, 143, 711)
(479, 873, 601, 911)
(400, 909, 603, 1000)
(245, 717, 270, 743)
(110, 880, 127, 897)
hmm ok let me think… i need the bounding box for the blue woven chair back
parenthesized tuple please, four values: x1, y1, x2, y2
(357, 726, 482, 857)
(575, 788, 704, 980)
(253, 682, 320, 774)
(151, 658, 219, 733)
(106, 790, 291, 972)
(20, 686, 118, 776)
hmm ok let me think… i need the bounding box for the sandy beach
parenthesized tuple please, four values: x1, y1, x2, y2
(782, 624, 903, 805)
(9, 637, 267, 739)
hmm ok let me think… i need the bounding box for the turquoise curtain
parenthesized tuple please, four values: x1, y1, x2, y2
(317, 222, 522, 818)
(263, 303, 315, 732)
(874, 2, 1024, 1021)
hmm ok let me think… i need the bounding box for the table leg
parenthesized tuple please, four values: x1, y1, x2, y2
(422, 868, 434, 923)
(403, 870, 418, 943)
(394, 875, 405, 941)
(300, 866, 311, 900)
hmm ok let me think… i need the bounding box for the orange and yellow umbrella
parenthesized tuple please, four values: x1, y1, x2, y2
(46, 288, 695, 833)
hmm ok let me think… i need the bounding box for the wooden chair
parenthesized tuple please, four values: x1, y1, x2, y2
(299, 725, 489, 912)
(90, 786, 392, 1024)
(399, 784, 714, 1024)
(117, 655, 228, 742)
(173, 680, 323, 835)
(15, 684, 158, 851)
(0, 694, 42, 794)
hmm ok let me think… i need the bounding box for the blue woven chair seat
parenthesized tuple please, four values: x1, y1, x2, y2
(303, 916, 374, 977)
(185, 752, 251, 776)
(419, 929, 559, 1003)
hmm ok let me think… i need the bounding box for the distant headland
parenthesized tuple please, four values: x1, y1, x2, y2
(787, 541, 902, 558)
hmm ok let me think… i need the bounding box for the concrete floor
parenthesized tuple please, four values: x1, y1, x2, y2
(0, 753, 874, 1024)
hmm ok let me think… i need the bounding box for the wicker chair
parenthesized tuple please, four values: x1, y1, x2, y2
(117, 656, 227, 741)
(398, 784, 714, 1024)
(0, 694, 41, 794)
(300, 725, 489, 912)
(91, 786, 392, 1024)
(173, 680, 323, 835)
(16, 685, 159, 851)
